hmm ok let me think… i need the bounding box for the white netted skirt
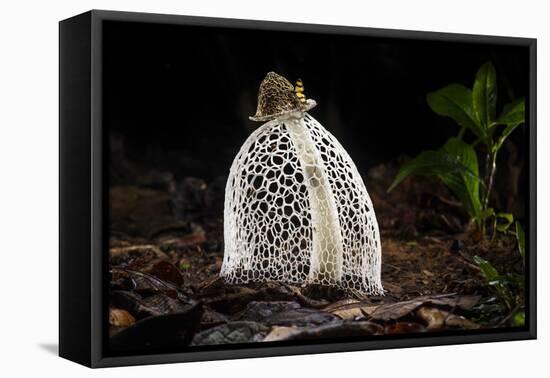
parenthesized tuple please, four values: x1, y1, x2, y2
(221, 113, 383, 295)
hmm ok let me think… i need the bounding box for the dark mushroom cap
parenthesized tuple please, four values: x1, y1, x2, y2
(250, 72, 316, 122)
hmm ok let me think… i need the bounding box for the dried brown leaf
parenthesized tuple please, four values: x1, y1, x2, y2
(109, 308, 136, 327)
(416, 306, 481, 330)
(328, 295, 480, 321)
(263, 321, 383, 342)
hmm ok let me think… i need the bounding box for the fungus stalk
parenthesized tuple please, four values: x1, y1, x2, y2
(284, 117, 344, 284)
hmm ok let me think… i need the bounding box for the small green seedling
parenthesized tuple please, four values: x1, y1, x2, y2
(472, 222, 527, 326)
(389, 62, 525, 235)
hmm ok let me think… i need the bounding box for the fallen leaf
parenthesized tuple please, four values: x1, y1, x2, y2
(382, 282, 403, 294)
(110, 244, 167, 267)
(323, 299, 361, 312)
(331, 306, 366, 320)
(327, 295, 480, 321)
(199, 306, 229, 330)
(199, 281, 327, 315)
(109, 308, 136, 327)
(263, 321, 383, 342)
(110, 268, 180, 298)
(417, 306, 480, 330)
(137, 258, 184, 286)
(236, 301, 338, 327)
(416, 306, 446, 329)
(364, 300, 422, 321)
(109, 304, 203, 352)
(263, 326, 301, 342)
(428, 295, 481, 310)
(192, 321, 269, 345)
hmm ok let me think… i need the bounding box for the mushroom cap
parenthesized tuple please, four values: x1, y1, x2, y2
(250, 72, 317, 122)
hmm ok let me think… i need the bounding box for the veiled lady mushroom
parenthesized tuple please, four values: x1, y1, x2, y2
(221, 72, 383, 295)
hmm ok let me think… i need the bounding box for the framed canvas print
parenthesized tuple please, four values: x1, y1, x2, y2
(59, 10, 537, 368)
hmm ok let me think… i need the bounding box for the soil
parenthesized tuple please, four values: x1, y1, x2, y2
(107, 158, 525, 354)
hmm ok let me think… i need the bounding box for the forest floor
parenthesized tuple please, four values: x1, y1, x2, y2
(108, 162, 524, 353)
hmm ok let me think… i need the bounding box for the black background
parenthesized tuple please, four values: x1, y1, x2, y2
(103, 20, 529, 212)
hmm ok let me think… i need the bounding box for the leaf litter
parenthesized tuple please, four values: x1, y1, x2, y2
(107, 162, 524, 350)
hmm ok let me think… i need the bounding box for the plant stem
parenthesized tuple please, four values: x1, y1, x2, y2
(483, 150, 497, 212)
(457, 126, 465, 140)
(479, 147, 497, 237)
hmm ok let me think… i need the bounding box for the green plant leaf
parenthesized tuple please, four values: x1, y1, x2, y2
(427, 84, 483, 137)
(480, 207, 495, 219)
(387, 150, 449, 192)
(494, 99, 526, 150)
(495, 212, 514, 233)
(498, 273, 525, 292)
(439, 138, 482, 219)
(495, 123, 522, 151)
(516, 221, 526, 262)
(473, 61, 497, 129)
(496, 98, 525, 127)
(473, 255, 499, 281)
(474, 255, 515, 310)
(511, 309, 525, 327)
(388, 138, 482, 219)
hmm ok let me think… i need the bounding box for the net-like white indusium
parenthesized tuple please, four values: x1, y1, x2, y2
(221, 112, 383, 295)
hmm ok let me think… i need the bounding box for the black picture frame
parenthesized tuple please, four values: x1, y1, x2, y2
(59, 9, 537, 368)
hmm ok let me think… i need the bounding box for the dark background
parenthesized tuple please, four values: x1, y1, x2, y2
(103, 20, 529, 216)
